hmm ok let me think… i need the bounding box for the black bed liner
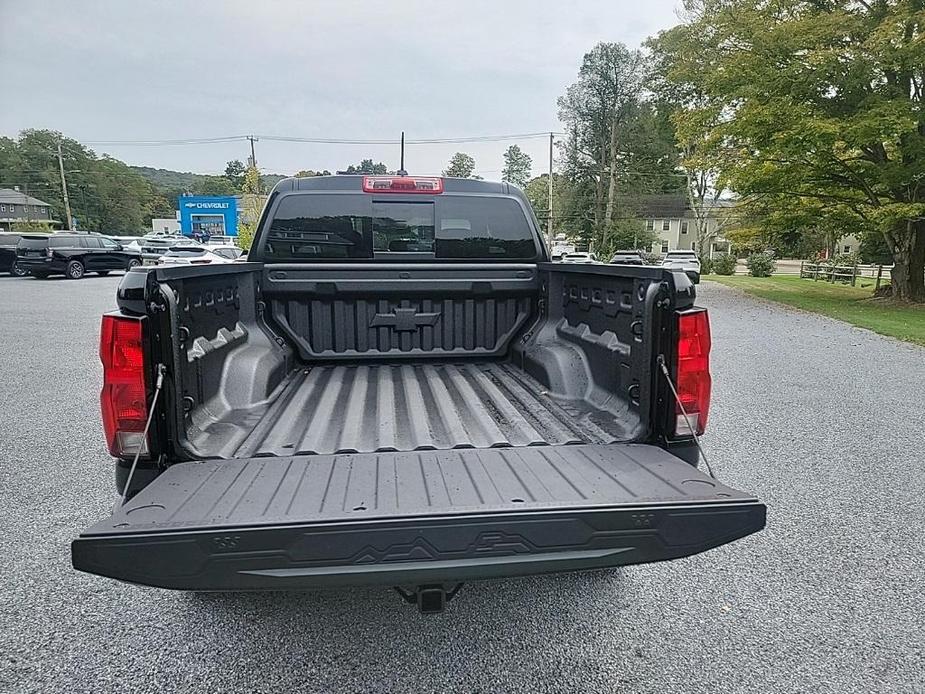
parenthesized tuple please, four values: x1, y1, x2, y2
(213, 362, 632, 459)
(72, 444, 765, 590)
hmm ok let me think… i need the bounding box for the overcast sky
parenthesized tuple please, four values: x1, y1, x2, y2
(0, 0, 680, 179)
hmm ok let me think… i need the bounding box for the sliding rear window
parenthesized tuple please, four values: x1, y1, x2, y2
(262, 193, 537, 262)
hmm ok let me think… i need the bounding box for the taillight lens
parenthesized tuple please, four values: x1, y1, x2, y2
(100, 314, 149, 458)
(675, 309, 711, 436)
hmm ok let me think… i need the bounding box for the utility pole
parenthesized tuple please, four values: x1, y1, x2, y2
(547, 132, 554, 247)
(56, 142, 74, 230)
(247, 135, 259, 169)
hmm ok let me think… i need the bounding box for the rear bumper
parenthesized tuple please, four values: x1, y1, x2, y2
(72, 502, 765, 590)
(17, 258, 65, 273)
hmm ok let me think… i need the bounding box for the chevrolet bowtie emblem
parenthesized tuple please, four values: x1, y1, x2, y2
(370, 308, 441, 331)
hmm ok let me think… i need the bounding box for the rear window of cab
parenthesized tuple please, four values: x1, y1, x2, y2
(260, 193, 539, 262)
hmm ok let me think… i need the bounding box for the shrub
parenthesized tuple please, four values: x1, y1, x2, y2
(746, 251, 775, 277)
(712, 253, 737, 275)
(640, 251, 663, 266)
(700, 257, 714, 275)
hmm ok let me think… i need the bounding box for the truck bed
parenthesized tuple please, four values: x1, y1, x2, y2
(189, 361, 634, 459)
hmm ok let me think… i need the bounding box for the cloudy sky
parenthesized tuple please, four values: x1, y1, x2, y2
(0, 0, 680, 179)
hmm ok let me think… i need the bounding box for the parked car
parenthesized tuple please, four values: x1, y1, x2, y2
(203, 234, 238, 248)
(72, 174, 765, 613)
(561, 251, 599, 263)
(662, 250, 701, 283)
(609, 250, 646, 265)
(156, 245, 242, 266)
(16, 233, 143, 279)
(0, 232, 29, 276)
(140, 235, 199, 262)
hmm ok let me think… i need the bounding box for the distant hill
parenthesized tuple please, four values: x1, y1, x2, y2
(131, 166, 290, 196)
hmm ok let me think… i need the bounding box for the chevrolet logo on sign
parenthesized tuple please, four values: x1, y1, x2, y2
(370, 308, 441, 331)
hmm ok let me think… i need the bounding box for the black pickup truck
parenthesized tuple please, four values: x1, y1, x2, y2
(72, 175, 765, 612)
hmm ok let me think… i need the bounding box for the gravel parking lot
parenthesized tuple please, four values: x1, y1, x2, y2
(1, 274, 923, 694)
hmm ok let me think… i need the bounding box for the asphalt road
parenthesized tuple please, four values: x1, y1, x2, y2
(1, 274, 923, 694)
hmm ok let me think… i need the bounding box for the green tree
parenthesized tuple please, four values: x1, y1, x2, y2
(501, 145, 532, 188)
(650, 0, 925, 301)
(194, 175, 238, 196)
(224, 159, 246, 190)
(443, 152, 478, 178)
(295, 169, 331, 177)
(236, 165, 263, 251)
(344, 159, 388, 175)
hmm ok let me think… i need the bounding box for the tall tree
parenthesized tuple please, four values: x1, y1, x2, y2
(650, 0, 925, 301)
(502, 145, 532, 188)
(224, 159, 246, 190)
(443, 152, 478, 178)
(557, 43, 652, 252)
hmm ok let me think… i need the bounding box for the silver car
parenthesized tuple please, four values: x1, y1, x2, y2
(662, 250, 701, 283)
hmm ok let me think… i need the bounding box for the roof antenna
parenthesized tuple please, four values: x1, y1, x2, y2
(397, 131, 408, 176)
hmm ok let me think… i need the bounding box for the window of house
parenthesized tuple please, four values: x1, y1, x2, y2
(681, 221, 689, 234)
(0, 205, 5, 212)
(661, 240, 669, 253)
(692, 242, 697, 251)
(645, 219, 654, 232)
(662, 219, 670, 231)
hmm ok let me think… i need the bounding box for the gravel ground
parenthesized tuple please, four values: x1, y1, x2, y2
(1, 275, 923, 694)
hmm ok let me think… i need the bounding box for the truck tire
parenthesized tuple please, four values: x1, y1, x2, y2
(126, 259, 141, 270)
(11, 263, 29, 277)
(66, 260, 85, 280)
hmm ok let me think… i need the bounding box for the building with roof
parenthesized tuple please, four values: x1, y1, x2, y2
(619, 193, 735, 258)
(0, 188, 58, 232)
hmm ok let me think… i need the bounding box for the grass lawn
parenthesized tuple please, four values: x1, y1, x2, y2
(705, 275, 925, 346)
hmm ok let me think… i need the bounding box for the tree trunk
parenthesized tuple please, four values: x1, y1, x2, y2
(604, 117, 619, 226)
(888, 220, 925, 302)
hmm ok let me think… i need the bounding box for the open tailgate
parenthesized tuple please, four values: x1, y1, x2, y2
(72, 444, 765, 589)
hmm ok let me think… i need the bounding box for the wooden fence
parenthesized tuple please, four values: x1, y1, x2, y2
(799, 261, 892, 289)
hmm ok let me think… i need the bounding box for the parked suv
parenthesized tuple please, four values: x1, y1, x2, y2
(0, 233, 29, 276)
(16, 233, 143, 279)
(662, 250, 701, 283)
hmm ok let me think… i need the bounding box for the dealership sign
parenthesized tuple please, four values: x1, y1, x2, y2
(177, 195, 238, 236)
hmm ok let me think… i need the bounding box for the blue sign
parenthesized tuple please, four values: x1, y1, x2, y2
(178, 195, 238, 237)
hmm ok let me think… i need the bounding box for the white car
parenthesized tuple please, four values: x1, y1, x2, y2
(662, 250, 701, 283)
(156, 245, 242, 266)
(204, 235, 238, 248)
(561, 252, 599, 264)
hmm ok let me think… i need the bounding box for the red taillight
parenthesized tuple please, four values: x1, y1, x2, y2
(675, 309, 712, 436)
(100, 315, 148, 458)
(362, 176, 444, 194)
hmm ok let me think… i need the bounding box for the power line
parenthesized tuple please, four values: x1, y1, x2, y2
(82, 131, 564, 147)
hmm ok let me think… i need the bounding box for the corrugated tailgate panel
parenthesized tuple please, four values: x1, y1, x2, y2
(83, 444, 755, 535)
(233, 363, 631, 458)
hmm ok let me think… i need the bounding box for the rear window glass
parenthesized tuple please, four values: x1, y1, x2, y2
(0, 235, 21, 247)
(165, 247, 207, 256)
(262, 193, 536, 262)
(19, 237, 50, 249)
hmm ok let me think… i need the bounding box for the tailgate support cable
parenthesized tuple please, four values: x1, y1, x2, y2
(121, 364, 167, 506)
(656, 355, 715, 479)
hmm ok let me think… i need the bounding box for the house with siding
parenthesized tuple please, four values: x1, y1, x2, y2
(0, 188, 58, 231)
(622, 193, 735, 258)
